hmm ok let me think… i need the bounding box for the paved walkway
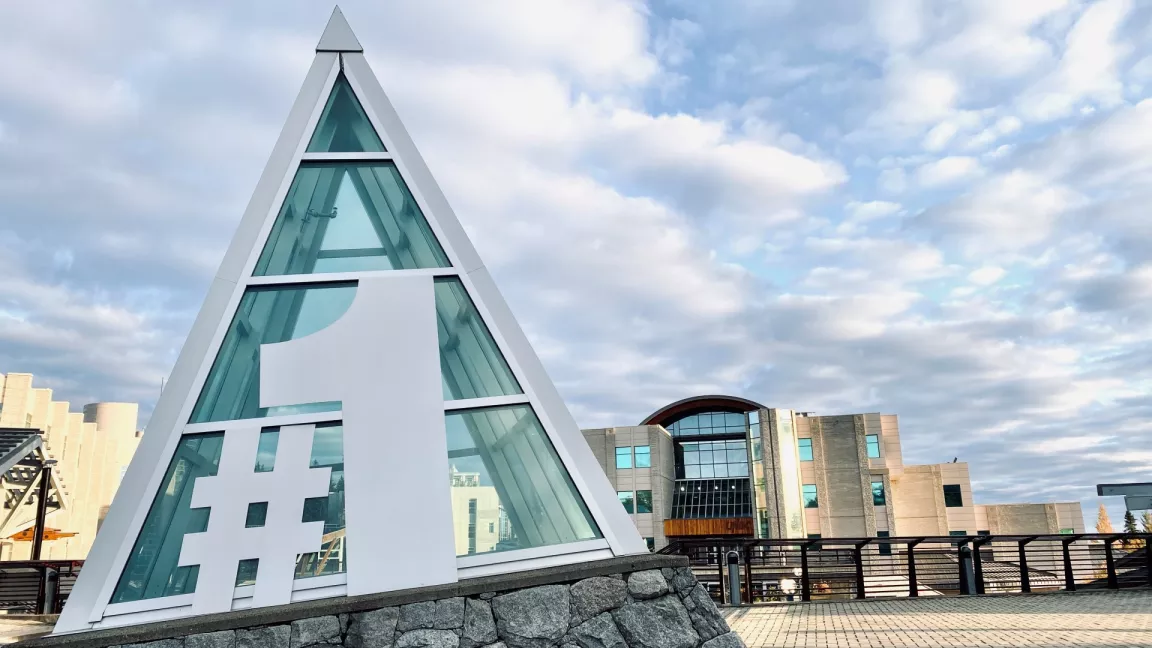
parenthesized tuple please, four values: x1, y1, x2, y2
(0, 617, 55, 644)
(723, 590, 1152, 648)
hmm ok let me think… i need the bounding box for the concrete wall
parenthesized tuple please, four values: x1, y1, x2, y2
(804, 415, 873, 538)
(891, 465, 948, 536)
(0, 373, 141, 560)
(580, 425, 673, 550)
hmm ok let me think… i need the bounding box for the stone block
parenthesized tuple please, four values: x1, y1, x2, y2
(611, 595, 698, 648)
(626, 571, 669, 600)
(700, 632, 745, 648)
(236, 626, 291, 648)
(290, 616, 341, 648)
(346, 607, 400, 648)
(566, 613, 626, 648)
(395, 630, 460, 648)
(569, 577, 628, 624)
(399, 601, 439, 632)
(680, 585, 728, 641)
(124, 640, 185, 648)
(664, 568, 697, 597)
(492, 585, 570, 648)
(186, 630, 236, 648)
(460, 599, 498, 648)
(434, 597, 466, 630)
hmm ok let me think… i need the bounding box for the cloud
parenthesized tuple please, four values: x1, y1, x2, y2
(915, 156, 983, 187)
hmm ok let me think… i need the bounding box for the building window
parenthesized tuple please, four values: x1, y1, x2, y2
(618, 491, 634, 514)
(871, 481, 886, 506)
(634, 445, 651, 468)
(488, 522, 494, 533)
(949, 530, 967, 536)
(615, 447, 632, 469)
(677, 439, 749, 479)
(877, 530, 892, 556)
(758, 508, 770, 538)
(669, 478, 753, 519)
(798, 438, 813, 461)
(802, 484, 818, 508)
(865, 434, 881, 458)
(1060, 528, 1075, 534)
(667, 411, 749, 437)
(807, 533, 821, 539)
(942, 485, 963, 508)
(467, 499, 478, 555)
(636, 490, 653, 514)
(977, 529, 990, 535)
(644, 537, 655, 552)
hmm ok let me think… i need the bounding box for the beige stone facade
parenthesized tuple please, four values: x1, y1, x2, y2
(0, 372, 141, 560)
(582, 399, 1084, 549)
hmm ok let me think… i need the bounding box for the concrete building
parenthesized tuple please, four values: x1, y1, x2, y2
(0, 372, 141, 560)
(582, 395, 1085, 550)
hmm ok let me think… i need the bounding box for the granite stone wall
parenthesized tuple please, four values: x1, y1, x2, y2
(45, 561, 742, 648)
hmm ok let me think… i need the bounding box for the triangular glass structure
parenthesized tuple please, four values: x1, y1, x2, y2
(55, 8, 645, 633)
(306, 73, 385, 152)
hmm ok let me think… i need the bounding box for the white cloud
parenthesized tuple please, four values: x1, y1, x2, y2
(916, 156, 983, 187)
(968, 266, 1006, 286)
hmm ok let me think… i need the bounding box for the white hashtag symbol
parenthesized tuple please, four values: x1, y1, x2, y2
(179, 424, 331, 614)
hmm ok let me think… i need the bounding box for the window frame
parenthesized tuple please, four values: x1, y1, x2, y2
(615, 447, 633, 469)
(802, 484, 819, 509)
(865, 434, 881, 459)
(797, 437, 813, 462)
(942, 484, 964, 508)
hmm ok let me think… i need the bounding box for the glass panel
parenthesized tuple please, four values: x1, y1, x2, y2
(435, 278, 522, 400)
(245, 502, 268, 528)
(254, 430, 279, 473)
(111, 434, 225, 603)
(871, 481, 885, 506)
(798, 438, 813, 462)
(194, 278, 522, 424)
(618, 491, 634, 514)
(636, 490, 652, 514)
(803, 484, 818, 508)
(615, 447, 632, 469)
(294, 423, 346, 580)
(254, 162, 449, 276)
(634, 446, 651, 468)
(190, 284, 354, 423)
(943, 484, 963, 508)
(307, 74, 385, 153)
(866, 434, 881, 458)
(445, 405, 600, 557)
(235, 559, 259, 587)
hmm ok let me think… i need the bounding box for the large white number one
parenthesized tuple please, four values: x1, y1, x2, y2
(261, 275, 458, 595)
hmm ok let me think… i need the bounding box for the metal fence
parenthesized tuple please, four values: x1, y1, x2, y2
(659, 534, 1152, 604)
(0, 560, 82, 614)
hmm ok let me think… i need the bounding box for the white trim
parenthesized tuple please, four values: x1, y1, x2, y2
(455, 539, 610, 569)
(102, 594, 193, 618)
(442, 394, 531, 412)
(182, 410, 342, 434)
(243, 268, 458, 287)
(301, 152, 393, 161)
(459, 547, 615, 580)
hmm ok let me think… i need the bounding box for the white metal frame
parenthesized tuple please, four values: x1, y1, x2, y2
(54, 7, 643, 635)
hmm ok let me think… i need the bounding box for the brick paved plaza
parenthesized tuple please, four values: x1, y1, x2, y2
(724, 590, 1152, 648)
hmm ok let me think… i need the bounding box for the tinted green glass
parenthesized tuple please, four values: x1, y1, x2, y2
(871, 481, 885, 506)
(111, 434, 224, 603)
(189, 284, 353, 423)
(235, 559, 259, 587)
(803, 484, 818, 509)
(435, 278, 522, 400)
(254, 162, 449, 276)
(445, 405, 600, 557)
(294, 422, 346, 580)
(307, 74, 385, 153)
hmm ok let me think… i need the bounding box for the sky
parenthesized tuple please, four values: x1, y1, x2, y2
(0, 0, 1149, 530)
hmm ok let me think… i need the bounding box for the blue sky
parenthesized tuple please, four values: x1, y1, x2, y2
(0, 0, 1148, 529)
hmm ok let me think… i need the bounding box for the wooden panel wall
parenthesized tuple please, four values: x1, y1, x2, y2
(664, 517, 754, 537)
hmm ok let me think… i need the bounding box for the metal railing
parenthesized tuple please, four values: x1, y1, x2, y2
(659, 534, 1152, 605)
(0, 559, 82, 614)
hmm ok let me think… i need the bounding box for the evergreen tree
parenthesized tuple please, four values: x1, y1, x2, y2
(1125, 510, 1139, 534)
(1096, 503, 1114, 533)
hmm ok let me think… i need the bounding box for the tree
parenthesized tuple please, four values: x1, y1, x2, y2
(1096, 503, 1114, 533)
(1142, 511, 1152, 534)
(1123, 510, 1143, 549)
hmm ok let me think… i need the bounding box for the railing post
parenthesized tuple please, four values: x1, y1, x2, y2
(972, 536, 987, 594)
(1062, 537, 1077, 592)
(1018, 537, 1034, 593)
(717, 545, 726, 604)
(1105, 538, 1118, 590)
(1145, 537, 1152, 588)
(907, 539, 922, 598)
(853, 540, 869, 600)
(800, 542, 812, 602)
(957, 543, 975, 595)
(743, 544, 754, 603)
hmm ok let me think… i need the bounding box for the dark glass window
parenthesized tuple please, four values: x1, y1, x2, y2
(636, 490, 653, 514)
(866, 434, 881, 458)
(634, 446, 651, 468)
(949, 530, 967, 536)
(644, 537, 655, 552)
(877, 530, 892, 556)
(245, 502, 268, 528)
(798, 438, 813, 461)
(977, 529, 991, 535)
(669, 479, 752, 519)
(943, 484, 963, 508)
(677, 439, 748, 479)
(808, 534, 822, 539)
(618, 491, 634, 514)
(803, 484, 818, 509)
(615, 447, 632, 469)
(666, 411, 749, 437)
(871, 481, 885, 506)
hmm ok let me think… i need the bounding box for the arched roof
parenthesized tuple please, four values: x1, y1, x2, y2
(640, 394, 767, 427)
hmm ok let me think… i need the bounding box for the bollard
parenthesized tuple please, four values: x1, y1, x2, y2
(726, 551, 741, 605)
(41, 568, 59, 614)
(957, 545, 976, 595)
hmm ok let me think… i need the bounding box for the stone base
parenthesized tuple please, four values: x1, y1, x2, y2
(21, 555, 743, 648)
